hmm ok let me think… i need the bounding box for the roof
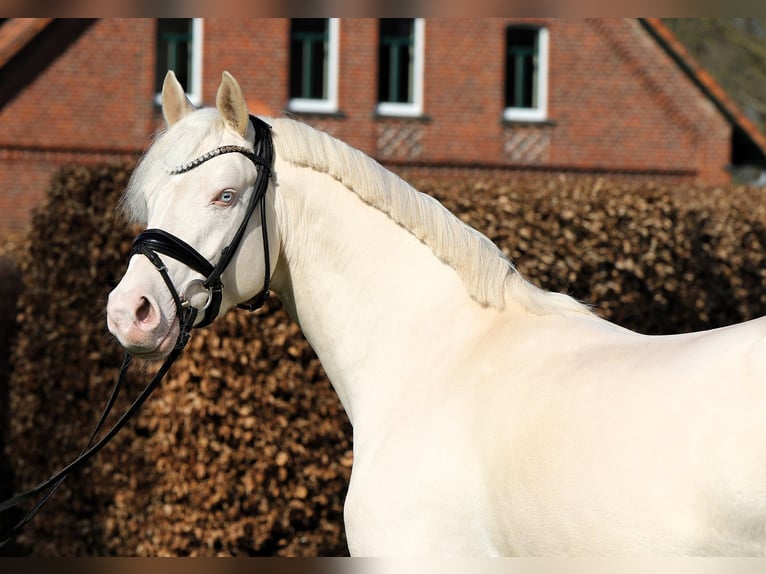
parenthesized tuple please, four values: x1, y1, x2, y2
(0, 18, 52, 69)
(640, 18, 766, 165)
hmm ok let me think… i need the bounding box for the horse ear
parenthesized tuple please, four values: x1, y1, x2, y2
(161, 70, 194, 127)
(216, 71, 249, 138)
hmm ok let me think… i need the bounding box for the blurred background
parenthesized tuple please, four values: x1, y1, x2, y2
(1, 18, 766, 556)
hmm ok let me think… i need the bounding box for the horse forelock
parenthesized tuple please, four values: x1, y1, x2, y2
(270, 117, 591, 316)
(120, 109, 235, 225)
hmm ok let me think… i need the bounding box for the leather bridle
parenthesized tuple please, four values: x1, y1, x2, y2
(132, 114, 274, 332)
(0, 115, 274, 547)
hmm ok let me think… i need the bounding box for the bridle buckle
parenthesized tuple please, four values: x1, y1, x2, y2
(182, 278, 215, 312)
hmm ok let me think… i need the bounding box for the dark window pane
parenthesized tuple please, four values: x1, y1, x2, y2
(505, 27, 539, 109)
(290, 19, 329, 100)
(156, 19, 193, 93)
(378, 18, 414, 104)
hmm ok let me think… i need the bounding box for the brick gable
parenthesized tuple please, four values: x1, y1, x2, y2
(0, 18, 761, 232)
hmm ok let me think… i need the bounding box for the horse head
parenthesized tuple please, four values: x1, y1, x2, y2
(107, 71, 277, 359)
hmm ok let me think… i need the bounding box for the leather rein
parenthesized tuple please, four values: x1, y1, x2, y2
(0, 115, 274, 547)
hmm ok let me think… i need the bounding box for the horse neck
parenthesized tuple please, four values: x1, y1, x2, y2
(269, 161, 501, 426)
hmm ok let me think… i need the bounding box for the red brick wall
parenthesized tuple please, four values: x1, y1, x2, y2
(0, 19, 156, 232)
(0, 20, 155, 151)
(548, 19, 729, 180)
(364, 18, 728, 180)
(0, 18, 736, 233)
(250, 18, 728, 182)
(202, 18, 289, 117)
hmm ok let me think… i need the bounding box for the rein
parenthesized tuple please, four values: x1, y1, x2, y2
(0, 115, 274, 548)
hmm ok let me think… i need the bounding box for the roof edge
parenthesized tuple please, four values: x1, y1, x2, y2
(0, 18, 53, 70)
(639, 18, 766, 163)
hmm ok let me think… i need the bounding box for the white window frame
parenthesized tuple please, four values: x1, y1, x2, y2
(188, 18, 204, 106)
(288, 18, 340, 114)
(154, 18, 204, 106)
(376, 18, 426, 118)
(503, 26, 548, 123)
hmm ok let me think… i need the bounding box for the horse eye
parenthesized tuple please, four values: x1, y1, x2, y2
(216, 190, 235, 204)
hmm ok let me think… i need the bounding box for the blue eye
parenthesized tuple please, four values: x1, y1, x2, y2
(217, 190, 235, 204)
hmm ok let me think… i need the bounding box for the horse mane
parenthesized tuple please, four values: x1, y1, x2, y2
(271, 117, 591, 316)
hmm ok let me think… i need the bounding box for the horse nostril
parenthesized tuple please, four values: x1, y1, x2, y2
(136, 297, 153, 324)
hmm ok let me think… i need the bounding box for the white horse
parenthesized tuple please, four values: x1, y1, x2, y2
(107, 71, 766, 556)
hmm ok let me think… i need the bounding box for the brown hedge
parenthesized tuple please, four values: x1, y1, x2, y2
(5, 164, 766, 556)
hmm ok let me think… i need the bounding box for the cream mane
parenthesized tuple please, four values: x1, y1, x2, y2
(271, 117, 590, 315)
(121, 109, 590, 315)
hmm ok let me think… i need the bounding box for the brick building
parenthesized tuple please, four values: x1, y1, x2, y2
(1, 18, 765, 232)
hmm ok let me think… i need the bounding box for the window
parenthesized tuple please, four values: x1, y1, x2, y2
(288, 18, 339, 114)
(504, 26, 548, 122)
(155, 18, 203, 105)
(377, 18, 425, 117)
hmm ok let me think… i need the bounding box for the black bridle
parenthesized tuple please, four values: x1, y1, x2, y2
(133, 115, 274, 331)
(0, 115, 274, 547)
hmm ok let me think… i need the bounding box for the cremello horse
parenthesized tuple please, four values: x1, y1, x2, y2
(107, 71, 766, 556)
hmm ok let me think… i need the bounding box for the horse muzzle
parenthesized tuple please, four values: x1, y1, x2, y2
(106, 282, 180, 359)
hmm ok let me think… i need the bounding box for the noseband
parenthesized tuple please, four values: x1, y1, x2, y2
(131, 115, 274, 335)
